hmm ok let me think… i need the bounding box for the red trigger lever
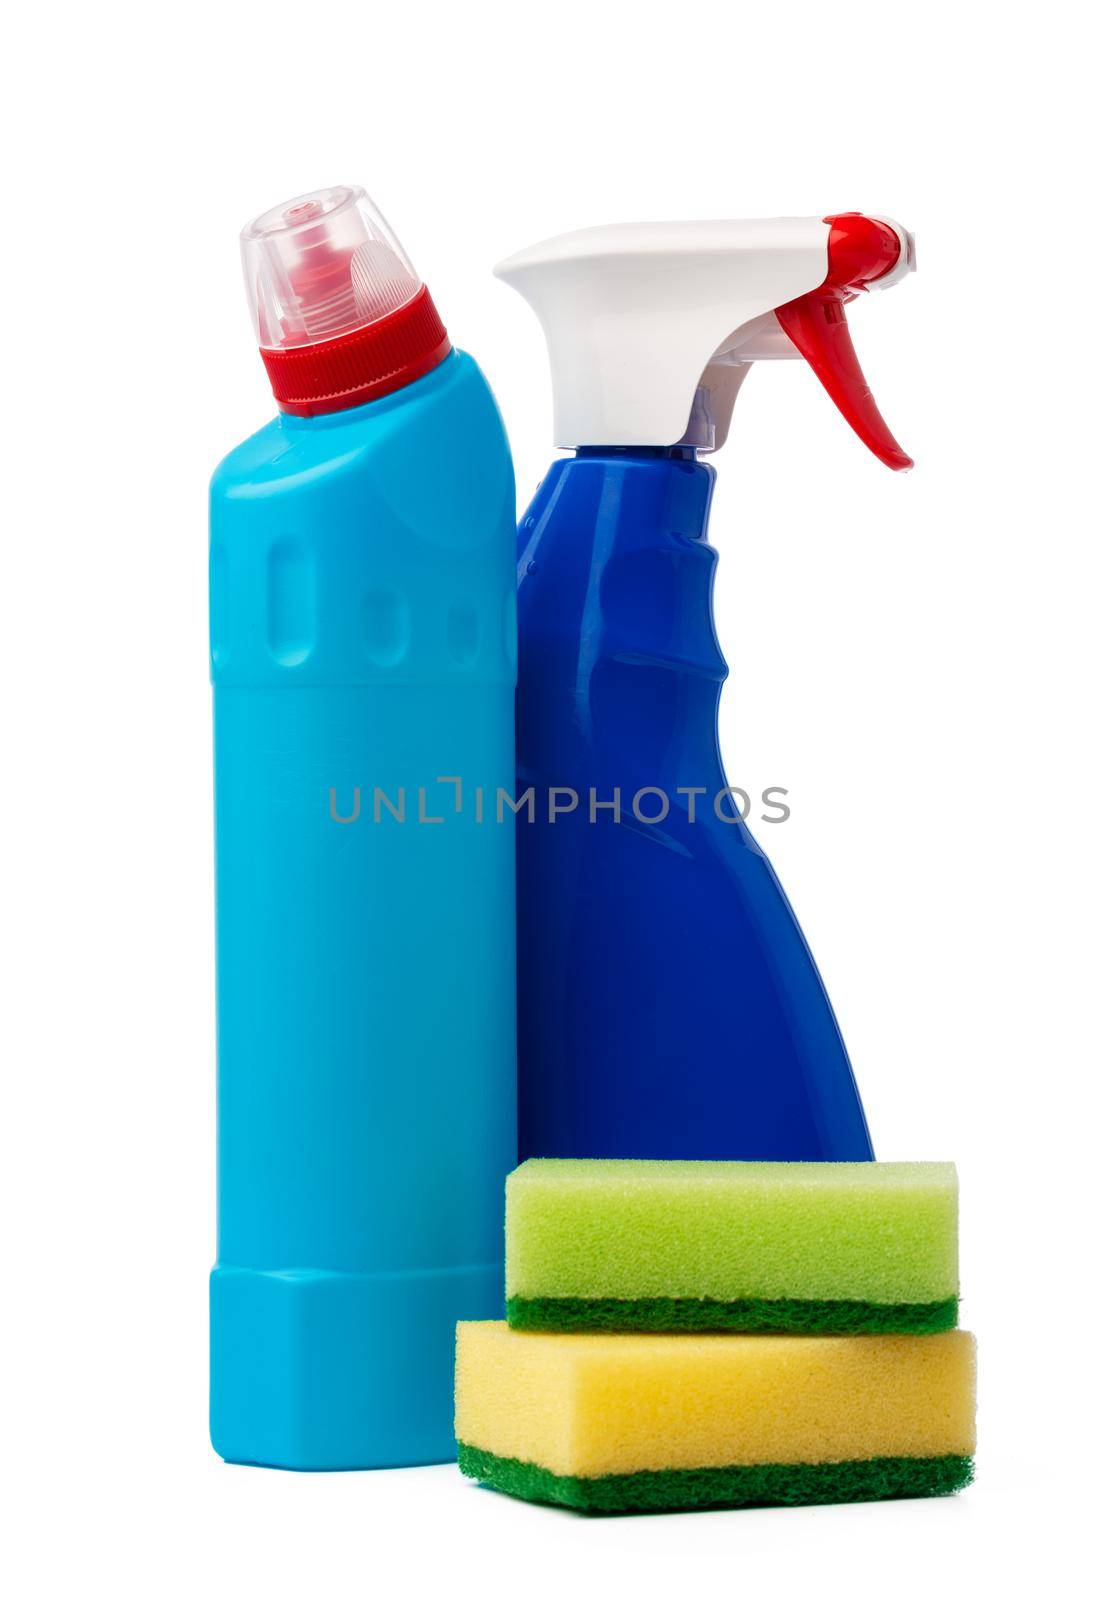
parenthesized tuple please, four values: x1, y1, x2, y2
(776, 212, 913, 471)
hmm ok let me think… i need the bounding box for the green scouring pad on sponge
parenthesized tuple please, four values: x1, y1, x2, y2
(456, 1321, 976, 1514)
(506, 1158, 959, 1334)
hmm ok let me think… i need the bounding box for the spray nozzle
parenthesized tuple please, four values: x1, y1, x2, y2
(774, 213, 914, 469)
(495, 214, 915, 469)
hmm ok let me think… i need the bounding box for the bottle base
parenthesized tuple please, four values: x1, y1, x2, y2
(210, 1261, 502, 1470)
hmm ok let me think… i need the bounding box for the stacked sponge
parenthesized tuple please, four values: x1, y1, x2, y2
(456, 1159, 976, 1514)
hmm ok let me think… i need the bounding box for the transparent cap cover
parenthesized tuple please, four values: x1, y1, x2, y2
(241, 185, 422, 350)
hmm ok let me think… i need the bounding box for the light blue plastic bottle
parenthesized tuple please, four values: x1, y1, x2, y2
(209, 187, 516, 1470)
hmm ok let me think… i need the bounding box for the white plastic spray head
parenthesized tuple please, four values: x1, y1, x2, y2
(495, 214, 915, 468)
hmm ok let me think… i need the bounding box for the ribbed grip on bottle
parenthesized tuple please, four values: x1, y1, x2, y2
(259, 285, 451, 417)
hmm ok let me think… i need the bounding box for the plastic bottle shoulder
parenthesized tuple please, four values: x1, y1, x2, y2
(211, 349, 501, 501)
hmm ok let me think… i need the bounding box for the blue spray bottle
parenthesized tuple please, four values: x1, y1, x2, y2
(497, 213, 915, 1162)
(210, 187, 516, 1469)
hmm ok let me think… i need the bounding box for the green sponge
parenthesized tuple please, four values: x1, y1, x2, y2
(459, 1445, 973, 1515)
(506, 1158, 958, 1334)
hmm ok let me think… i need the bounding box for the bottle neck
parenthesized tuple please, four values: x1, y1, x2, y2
(574, 445, 700, 463)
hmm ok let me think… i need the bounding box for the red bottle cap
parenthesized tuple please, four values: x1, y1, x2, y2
(241, 186, 451, 417)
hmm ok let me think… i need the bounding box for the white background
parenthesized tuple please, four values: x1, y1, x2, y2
(4, 2, 1107, 1595)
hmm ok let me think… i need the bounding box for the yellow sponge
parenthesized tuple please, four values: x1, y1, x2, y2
(455, 1321, 976, 1513)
